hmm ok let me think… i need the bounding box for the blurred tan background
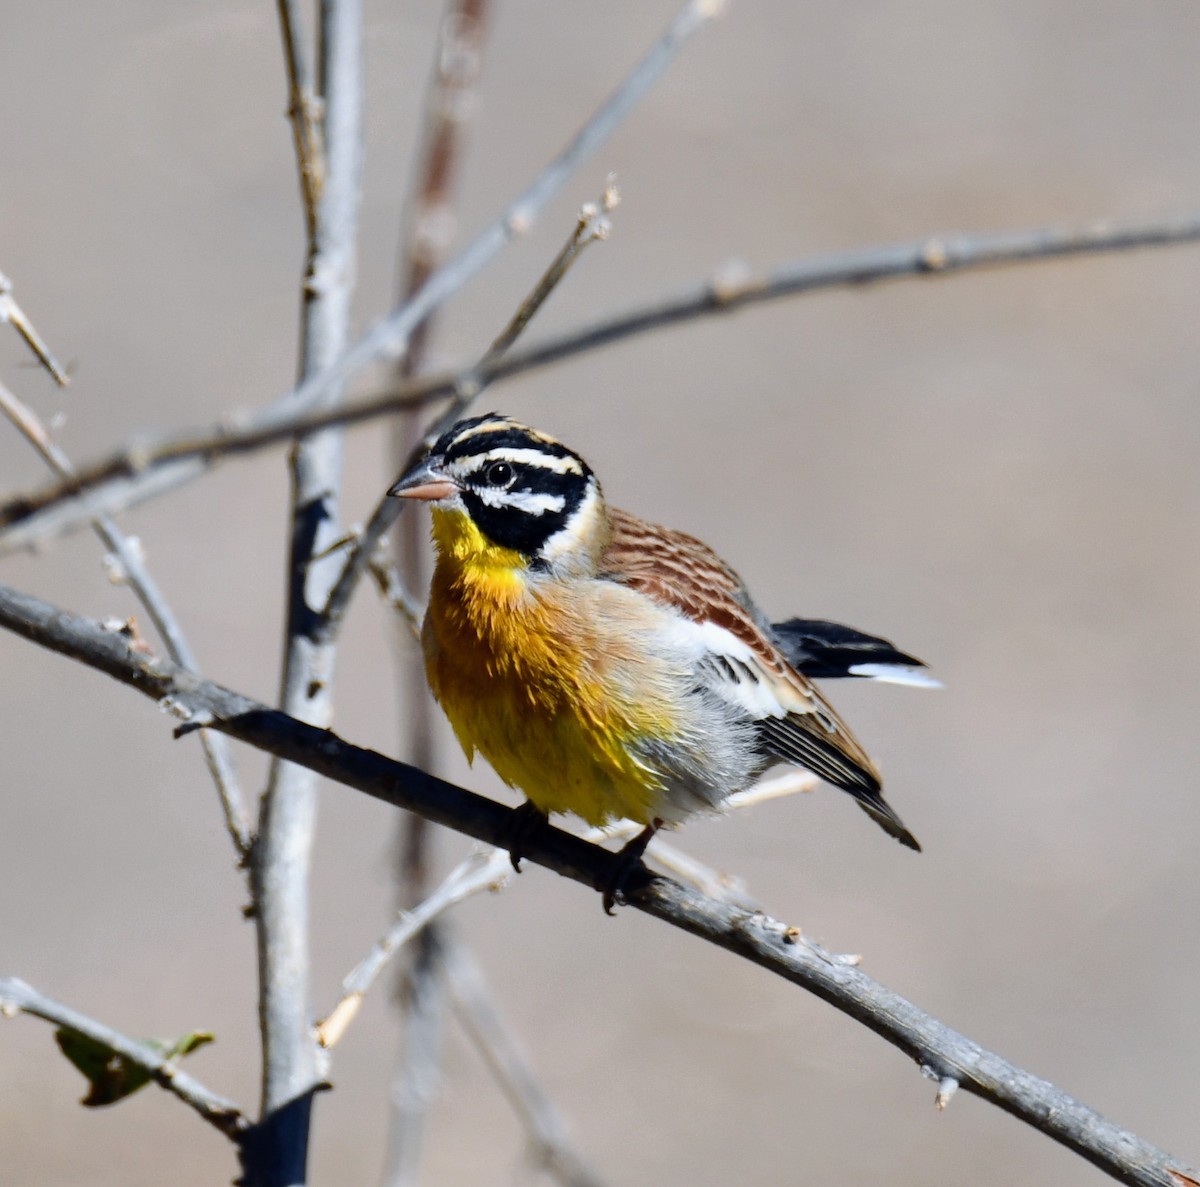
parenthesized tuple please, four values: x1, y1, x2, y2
(4, 1, 1200, 1183)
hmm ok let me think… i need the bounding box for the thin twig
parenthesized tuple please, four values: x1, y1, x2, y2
(0, 380, 253, 857)
(439, 937, 604, 1187)
(0, 976, 246, 1137)
(0, 271, 70, 386)
(0, 578, 1194, 1187)
(320, 181, 619, 637)
(367, 553, 423, 638)
(316, 846, 510, 1049)
(277, 0, 325, 238)
(7, 201, 1200, 554)
(0, 0, 721, 556)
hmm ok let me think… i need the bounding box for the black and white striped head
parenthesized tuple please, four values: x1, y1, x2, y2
(389, 414, 604, 567)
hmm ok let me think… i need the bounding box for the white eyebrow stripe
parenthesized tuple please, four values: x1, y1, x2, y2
(452, 420, 512, 443)
(473, 487, 567, 516)
(458, 447, 582, 475)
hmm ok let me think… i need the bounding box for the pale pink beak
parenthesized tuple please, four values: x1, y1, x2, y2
(388, 458, 458, 502)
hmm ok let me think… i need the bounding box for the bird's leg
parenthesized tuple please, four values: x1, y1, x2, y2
(501, 799, 549, 872)
(600, 818, 662, 915)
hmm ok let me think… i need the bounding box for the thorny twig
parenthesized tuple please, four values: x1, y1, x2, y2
(0, 271, 70, 386)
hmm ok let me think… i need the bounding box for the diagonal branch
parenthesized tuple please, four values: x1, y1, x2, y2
(5, 202, 1200, 555)
(0, 577, 1194, 1187)
(0, 0, 722, 557)
(439, 936, 604, 1187)
(0, 976, 247, 1137)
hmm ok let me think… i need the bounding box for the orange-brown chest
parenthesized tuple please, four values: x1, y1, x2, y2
(419, 510, 670, 824)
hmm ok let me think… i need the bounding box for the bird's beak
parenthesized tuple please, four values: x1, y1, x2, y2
(388, 457, 458, 502)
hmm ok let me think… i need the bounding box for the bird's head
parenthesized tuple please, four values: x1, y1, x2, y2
(389, 414, 607, 572)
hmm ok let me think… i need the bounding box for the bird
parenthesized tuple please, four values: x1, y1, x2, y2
(390, 413, 931, 909)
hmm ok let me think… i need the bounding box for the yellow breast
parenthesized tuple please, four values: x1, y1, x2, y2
(421, 507, 677, 826)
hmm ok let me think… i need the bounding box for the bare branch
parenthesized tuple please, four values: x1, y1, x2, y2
(0, 270, 70, 386)
(316, 847, 510, 1049)
(0, 380, 253, 857)
(367, 554, 423, 638)
(252, 3, 364, 1182)
(378, 931, 448, 1187)
(0, 0, 720, 555)
(2, 579, 1192, 1187)
(6, 201, 1200, 554)
(277, 0, 325, 238)
(440, 937, 604, 1187)
(0, 976, 246, 1137)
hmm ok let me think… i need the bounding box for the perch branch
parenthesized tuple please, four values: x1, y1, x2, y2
(0, 579, 1193, 1187)
(0, 976, 246, 1137)
(6, 202, 1200, 553)
(0, 0, 721, 555)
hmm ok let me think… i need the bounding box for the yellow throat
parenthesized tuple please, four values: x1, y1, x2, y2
(420, 504, 667, 826)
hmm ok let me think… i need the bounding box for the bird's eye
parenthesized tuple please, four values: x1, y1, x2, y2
(483, 461, 514, 487)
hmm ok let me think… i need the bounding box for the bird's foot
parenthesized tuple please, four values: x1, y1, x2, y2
(502, 800, 549, 873)
(598, 819, 662, 915)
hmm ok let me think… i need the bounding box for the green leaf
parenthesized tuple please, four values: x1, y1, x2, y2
(53, 1029, 214, 1107)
